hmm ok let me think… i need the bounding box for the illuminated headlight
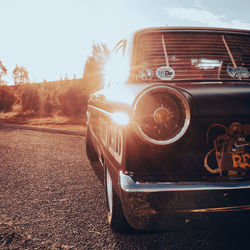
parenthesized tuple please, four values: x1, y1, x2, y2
(112, 112, 130, 126)
(132, 85, 190, 145)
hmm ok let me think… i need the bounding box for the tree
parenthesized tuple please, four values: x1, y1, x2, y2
(0, 86, 16, 112)
(21, 84, 41, 113)
(0, 61, 7, 85)
(59, 83, 88, 119)
(83, 42, 110, 93)
(64, 74, 68, 81)
(12, 65, 29, 85)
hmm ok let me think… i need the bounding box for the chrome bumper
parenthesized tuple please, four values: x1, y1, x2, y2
(119, 172, 250, 230)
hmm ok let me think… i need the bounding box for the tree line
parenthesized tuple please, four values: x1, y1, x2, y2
(0, 43, 109, 121)
(0, 62, 29, 85)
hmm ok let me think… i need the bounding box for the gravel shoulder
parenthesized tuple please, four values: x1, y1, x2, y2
(0, 123, 86, 136)
(1, 128, 250, 249)
(0, 128, 104, 248)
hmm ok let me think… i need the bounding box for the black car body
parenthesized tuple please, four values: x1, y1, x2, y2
(86, 27, 250, 232)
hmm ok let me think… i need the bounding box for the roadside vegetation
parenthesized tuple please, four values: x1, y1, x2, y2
(0, 43, 109, 129)
(0, 78, 89, 128)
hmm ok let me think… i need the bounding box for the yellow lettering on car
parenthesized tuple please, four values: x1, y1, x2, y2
(232, 154, 250, 169)
(242, 154, 250, 168)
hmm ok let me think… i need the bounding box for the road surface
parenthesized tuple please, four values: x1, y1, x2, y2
(0, 127, 249, 249)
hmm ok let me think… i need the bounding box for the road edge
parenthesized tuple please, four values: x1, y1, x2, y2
(0, 123, 86, 136)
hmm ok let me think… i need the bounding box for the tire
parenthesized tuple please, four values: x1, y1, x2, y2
(104, 165, 130, 233)
(86, 127, 98, 161)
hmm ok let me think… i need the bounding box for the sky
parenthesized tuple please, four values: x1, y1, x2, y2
(1, 0, 250, 84)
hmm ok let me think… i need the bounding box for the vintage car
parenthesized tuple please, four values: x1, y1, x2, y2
(86, 27, 250, 232)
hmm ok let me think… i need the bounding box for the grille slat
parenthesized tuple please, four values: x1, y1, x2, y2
(136, 32, 250, 80)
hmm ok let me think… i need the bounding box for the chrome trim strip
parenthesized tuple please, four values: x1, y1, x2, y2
(88, 105, 112, 118)
(137, 28, 250, 37)
(120, 172, 250, 192)
(177, 205, 250, 213)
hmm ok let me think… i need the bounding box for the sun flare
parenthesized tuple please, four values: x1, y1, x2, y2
(103, 50, 130, 88)
(112, 112, 130, 126)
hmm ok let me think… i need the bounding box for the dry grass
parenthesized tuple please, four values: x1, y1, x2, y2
(0, 104, 86, 133)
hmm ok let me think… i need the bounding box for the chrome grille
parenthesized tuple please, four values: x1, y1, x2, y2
(136, 31, 250, 80)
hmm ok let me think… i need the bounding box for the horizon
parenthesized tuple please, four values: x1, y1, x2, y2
(1, 0, 250, 85)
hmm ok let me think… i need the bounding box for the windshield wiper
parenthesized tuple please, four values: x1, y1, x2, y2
(222, 35, 237, 68)
(161, 34, 170, 67)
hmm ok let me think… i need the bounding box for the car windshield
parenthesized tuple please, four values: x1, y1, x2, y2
(134, 31, 250, 82)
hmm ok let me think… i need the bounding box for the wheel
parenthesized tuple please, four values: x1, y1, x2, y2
(86, 127, 98, 161)
(104, 165, 130, 233)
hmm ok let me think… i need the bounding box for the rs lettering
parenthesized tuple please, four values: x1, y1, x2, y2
(232, 154, 250, 169)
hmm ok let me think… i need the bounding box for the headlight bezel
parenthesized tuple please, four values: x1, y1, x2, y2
(132, 85, 191, 145)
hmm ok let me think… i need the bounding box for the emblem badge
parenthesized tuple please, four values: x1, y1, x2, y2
(138, 68, 154, 80)
(156, 66, 175, 80)
(227, 67, 250, 79)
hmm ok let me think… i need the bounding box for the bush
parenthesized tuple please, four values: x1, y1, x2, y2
(0, 86, 16, 112)
(43, 94, 54, 116)
(59, 83, 88, 119)
(21, 85, 41, 113)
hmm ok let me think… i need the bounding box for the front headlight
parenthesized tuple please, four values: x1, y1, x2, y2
(111, 112, 130, 126)
(132, 85, 190, 145)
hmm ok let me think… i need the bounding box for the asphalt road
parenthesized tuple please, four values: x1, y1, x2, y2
(0, 127, 250, 249)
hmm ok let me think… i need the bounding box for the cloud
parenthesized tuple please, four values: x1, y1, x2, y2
(164, 7, 250, 30)
(194, 0, 207, 10)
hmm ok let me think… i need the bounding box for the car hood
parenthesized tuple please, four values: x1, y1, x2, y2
(176, 82, 250, 118)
